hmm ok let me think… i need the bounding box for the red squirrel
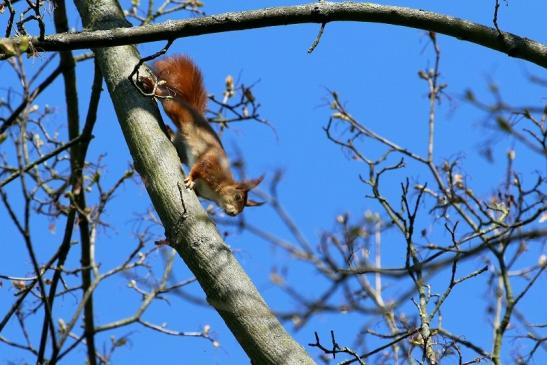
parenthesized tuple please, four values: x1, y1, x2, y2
(138, 55, 263, 216)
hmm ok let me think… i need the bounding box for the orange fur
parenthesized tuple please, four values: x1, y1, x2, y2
(153, 55, 208, 115)
(138, 55, 264, 216)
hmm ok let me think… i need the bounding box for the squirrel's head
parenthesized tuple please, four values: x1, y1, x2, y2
(219, 176, 264, 216)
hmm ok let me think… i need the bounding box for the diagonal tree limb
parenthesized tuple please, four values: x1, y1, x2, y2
(72, 1, 314, 364)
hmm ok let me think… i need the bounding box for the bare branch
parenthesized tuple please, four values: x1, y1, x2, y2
(1, 2, 545, 68)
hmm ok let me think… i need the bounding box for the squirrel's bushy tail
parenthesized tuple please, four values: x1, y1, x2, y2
(153, 55, 208, 115)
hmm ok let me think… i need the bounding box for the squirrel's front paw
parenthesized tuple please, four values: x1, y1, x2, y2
(184, 176, 196, 190)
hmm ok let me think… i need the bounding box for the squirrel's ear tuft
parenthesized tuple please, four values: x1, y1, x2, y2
(241, 175, 264, 191)
(245, 199, 265, 207)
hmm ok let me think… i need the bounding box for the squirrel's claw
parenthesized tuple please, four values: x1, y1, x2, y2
(184, 176, 195, 190)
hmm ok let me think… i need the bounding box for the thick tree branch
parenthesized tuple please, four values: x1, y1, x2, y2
(1, 2, 545, 68)
(72, 1, 314, 364)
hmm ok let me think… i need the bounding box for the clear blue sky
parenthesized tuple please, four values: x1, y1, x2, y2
(1, 1, 545, 364)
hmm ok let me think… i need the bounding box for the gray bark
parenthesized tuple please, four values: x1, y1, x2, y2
(2, 2, 546, 68)
(72, 1, 315, 364)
